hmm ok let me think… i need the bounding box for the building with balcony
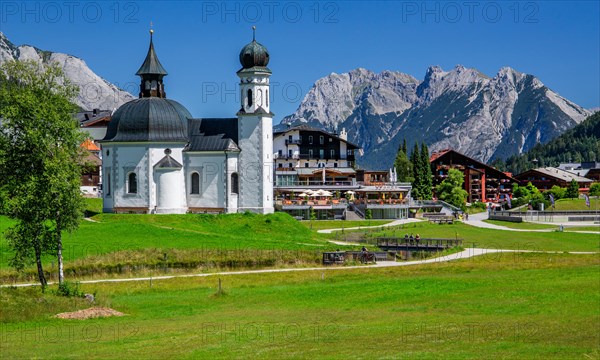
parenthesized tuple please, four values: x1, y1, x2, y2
(273, 125, 360, 188)
(430, 149, 517, 203)
(273, 126, 414, 219)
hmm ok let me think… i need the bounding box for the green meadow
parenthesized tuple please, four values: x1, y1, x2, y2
(483, 219, 559, 230)
(1, 198, 599, 358)
(1, 196, 599, 283)
(0, 253, 598, 359)
(341, 221, 599, 253)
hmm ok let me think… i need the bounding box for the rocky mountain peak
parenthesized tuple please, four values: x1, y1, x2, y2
(0, 32, 135, 111)
(281, 65, 592, 169)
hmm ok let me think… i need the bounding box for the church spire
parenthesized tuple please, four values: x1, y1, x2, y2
(136, 29, 168, 98)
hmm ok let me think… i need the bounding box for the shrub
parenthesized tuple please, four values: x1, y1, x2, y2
(54, 281, 84, 298)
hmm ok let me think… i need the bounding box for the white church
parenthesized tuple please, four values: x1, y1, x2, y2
(100, 30, 274, 214)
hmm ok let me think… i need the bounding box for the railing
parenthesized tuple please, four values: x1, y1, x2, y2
(274, 180, 356, 187)
(285, 139, 302, 145)
(273, 153, 300, 159)
(277, 199, 349, 207)
(376, 237, 463, 249)
(412, 199, 461, 212)
(496, 210, 600, 216)
(350, 203, 366, 218)
(353, 199, 409, 206)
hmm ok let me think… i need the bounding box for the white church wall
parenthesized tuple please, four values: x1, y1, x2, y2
(226, 153, 239, 212)
(261, 116, 274, 213)
(100, 144, 114, 212)
(185, 153, 228, 210)
(113, 144, 150, 210)
(238, 116, 262, 211)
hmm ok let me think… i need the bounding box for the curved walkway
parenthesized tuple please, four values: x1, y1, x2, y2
(465, 212, 600, 234)
(3, 248, 596, 288)
(465, 212, 554, 232)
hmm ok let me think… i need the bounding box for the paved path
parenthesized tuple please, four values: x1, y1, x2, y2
(3, 248, 597, 288)
(317, 218, 422, 234)
(465, 212, 600, 234)
(464, 212, 554, 232)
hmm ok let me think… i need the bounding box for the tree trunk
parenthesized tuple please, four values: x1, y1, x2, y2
(34, 242, 47, 289)
(57, 235, 64, 285)
(57, 214, 64, 285)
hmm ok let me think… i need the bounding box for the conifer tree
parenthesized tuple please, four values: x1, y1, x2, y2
(393, 139, 413, 182)
(420, 142, 433, 200)
(565, 179, 580, 199)
(410, 143, 422, 199)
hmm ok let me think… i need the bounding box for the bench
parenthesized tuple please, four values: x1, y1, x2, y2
(373, 252, 389, 262)
(322, 252, 346, 265)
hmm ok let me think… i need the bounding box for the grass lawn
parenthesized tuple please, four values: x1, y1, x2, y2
(1, 253, 598, 359)
(0, 202, 345, 282)
(301, 219, 392, 230)
(353, 221, 600, 252)
(564, 226, 600, 232)
(0, 212, 330, 266)
(554, 197, 600, 211)
(483, 220, 558, 230)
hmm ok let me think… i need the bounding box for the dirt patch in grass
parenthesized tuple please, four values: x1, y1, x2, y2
(55, 307, 124, 320)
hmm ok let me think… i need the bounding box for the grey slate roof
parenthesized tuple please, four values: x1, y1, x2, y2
(76, 109, 112, 125)
(184, 118, 240, 152)
(185, 134, 240, 152)
(102, 98, 190, 143)
(154, 154, 183, 169)
(189, 118, 239, 143)
(136, 35, 168, 76)
(527, 167, 593, 183)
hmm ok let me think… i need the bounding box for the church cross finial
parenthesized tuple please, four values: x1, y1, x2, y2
(150, 21, 154, 36)
(252, 25, 256, 41)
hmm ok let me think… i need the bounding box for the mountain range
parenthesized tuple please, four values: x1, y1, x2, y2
(0, 32, 593, 169)
(280, 66, 592, 168)
(0, 32, 134, 111)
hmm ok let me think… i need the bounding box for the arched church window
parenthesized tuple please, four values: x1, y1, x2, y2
(151, 80, 158, 90)
(191, 172, 200, 194)
(128, 172, 137, 194)
(231, 173, 239, 194)
(247, 89, 253, 107)
(145, 80, 150, 90)
(266, 90, 269, 106)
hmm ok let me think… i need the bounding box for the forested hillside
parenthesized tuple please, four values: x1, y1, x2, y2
(501, 111, 600, 174)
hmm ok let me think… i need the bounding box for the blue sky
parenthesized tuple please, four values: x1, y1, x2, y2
(1, 1, 598, 122)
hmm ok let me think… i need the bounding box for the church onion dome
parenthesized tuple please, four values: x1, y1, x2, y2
(238, 27, 270, 72)
(102, 97, 191, 142)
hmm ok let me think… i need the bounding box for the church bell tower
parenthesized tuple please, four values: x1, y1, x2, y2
(236, 27, 274, 214)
